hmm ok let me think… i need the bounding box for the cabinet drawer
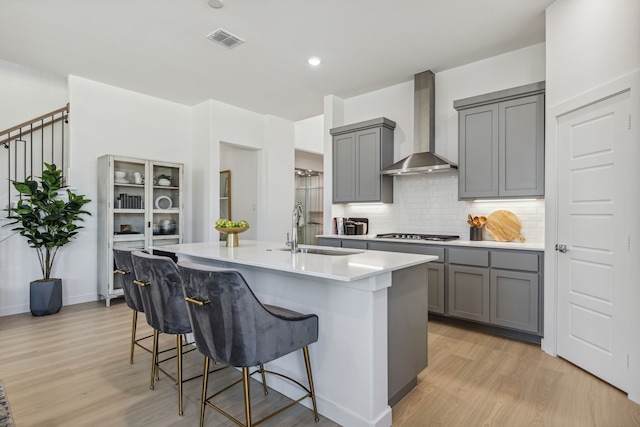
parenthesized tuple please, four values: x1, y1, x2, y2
(368, 241, 444, 263)
(492, 251, 539, 272)
(448, 248, 489, 267)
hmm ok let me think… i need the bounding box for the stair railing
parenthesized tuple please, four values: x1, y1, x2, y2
(1, 103, 69, 220)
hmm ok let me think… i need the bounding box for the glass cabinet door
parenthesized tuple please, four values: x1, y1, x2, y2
(150, 162, 182, 248)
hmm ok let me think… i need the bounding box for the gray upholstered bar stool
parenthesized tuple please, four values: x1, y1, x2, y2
(113, 248, 153, 364)
(131, 250, 196, 416)
(178, 261, 319, 427)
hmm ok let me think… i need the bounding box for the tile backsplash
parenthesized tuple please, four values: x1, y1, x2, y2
(341, 173, 545, 244)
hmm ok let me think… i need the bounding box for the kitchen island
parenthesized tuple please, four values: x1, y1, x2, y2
(153, 240, 438, 427)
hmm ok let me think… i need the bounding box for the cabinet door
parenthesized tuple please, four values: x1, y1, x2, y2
(448, 265, 490, 322)
(317, 237, 341, 247)
(342, 239, 368, 250)
(499, 94, 545, 197)
(458, 104, 499, 199)
(428, 263, 445, 314)
(332, 133, 356, 203)
(490, 269, 539, 333)
(354, 127, 381, 201)
(149, 161, 183, 250)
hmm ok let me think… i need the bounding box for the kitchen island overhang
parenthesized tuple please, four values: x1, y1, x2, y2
(152, 240, 437, 427)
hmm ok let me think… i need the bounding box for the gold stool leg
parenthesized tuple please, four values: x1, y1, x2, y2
(260, 364, 268, 395)
(303, 346, 319, 422)
(150, 329, 159, 389)
(129, 310, 137, 364)
(200, 357, 210, 427)
(177, 335, 184, 415)
(242, 367, 252, 427)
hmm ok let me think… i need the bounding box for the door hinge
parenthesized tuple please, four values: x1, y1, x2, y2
(627, 354, 630, 369)
(628, 235, 631, 251)
(629, 115, 631, 130)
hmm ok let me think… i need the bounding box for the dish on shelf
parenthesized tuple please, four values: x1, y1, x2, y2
(114, 170, 126, 179)
(154, 195, 173, 210)
(115, 178, 130, 184)
(158, 178, 171, 186)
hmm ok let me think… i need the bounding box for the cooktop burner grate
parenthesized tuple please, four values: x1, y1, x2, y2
(376, 233, 460, 241)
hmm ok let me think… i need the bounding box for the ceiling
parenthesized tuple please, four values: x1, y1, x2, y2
(0, 0, 553, 122)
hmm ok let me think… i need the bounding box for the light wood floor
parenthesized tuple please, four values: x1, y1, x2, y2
(0, 300, 639, 426)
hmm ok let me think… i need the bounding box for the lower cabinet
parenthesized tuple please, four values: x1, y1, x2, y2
(490, 269, 539, 333)
(342, 239, 368, 250)
(317, 237, 543, 336)
(448, 265, 490, 323)
(427, 263, 445, 315)
(448, 247, 541, 335)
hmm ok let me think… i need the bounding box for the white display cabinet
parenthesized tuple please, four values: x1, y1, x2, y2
(97, 154, 183, 306)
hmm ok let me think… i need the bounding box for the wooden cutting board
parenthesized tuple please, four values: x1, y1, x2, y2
(485, 210, 525, 243)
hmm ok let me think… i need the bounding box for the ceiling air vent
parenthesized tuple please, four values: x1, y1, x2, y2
(206, 28, 245, 49)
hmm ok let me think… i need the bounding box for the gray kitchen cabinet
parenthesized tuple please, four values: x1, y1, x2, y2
(455, 82, 545, 200)
(317, 237, 342, 247)
(490, 269, 539, 333)
(448, 247, 541, 334)
(342, 239, 369, 250)
(490, 250, 541, 333)
(368, 241, 445, 315)
(448, 264, 490, 323)
(318, 236, 543, 338)
(330, 118, 395, 203)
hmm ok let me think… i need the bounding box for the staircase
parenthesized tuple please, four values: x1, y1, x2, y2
(1, 103, 69, 225)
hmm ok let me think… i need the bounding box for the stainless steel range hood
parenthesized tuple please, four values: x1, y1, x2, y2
(380, 70, 457, 175)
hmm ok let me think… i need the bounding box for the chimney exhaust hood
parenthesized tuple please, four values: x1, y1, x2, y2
(380, 70, 457, 175)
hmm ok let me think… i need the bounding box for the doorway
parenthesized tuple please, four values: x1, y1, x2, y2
(220, 143, 258, 240)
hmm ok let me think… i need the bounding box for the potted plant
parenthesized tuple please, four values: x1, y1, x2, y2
(5, 163, 91, 316)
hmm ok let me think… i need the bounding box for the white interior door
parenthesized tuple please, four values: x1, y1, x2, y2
(556, 90, 631, 391)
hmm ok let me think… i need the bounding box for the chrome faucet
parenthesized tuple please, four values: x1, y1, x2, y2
(287, 202, 305, 254)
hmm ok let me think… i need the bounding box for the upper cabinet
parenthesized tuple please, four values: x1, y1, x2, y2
(330, 117, 395, 204)
(454, 82, 545, 200)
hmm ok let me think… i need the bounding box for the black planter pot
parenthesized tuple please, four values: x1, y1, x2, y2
(30, 278, 62, 316)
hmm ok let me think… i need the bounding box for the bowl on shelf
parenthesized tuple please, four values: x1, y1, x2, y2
(158, 178, 171, 186)
(114, 170, 126, 179)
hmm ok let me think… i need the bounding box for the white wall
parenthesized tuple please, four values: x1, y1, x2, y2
(294, 114, 324, 154)
(545, 0, 640, 403)
(264, 115, 295, 242)
(546, 0, 640, 108)
(68, 76, 192, 306)
(0, 61, 68, 316)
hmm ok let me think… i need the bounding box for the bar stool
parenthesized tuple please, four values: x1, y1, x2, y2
(113, 248, 153, 364)
(177, 261, 319, 427)
(130, 250, 197, 416)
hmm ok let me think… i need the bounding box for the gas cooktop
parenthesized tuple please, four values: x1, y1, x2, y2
(376, 233, 460, 242)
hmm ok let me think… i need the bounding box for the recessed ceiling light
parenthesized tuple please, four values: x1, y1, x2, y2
(208, 0, 224, 8)
(307, 57, 321, 66)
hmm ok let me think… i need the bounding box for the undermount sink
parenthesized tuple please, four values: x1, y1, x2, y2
(272, 247, 363, 256)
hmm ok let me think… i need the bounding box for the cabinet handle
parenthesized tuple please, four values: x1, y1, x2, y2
(555, 244, 568, 253)
(185, 296, 210, 306)
(114, 269, 130, 275)
(133, 279, 150, 287)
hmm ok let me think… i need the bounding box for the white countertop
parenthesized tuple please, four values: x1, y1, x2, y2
(318, 234, 545, 251)
(152, 240, 438, 282)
